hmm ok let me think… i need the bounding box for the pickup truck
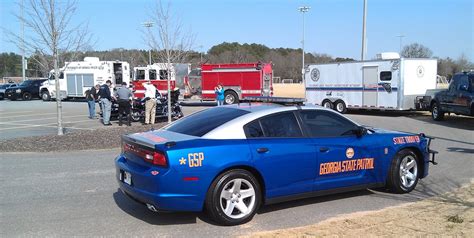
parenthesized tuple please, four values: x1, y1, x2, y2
(430, 71, 474, 120)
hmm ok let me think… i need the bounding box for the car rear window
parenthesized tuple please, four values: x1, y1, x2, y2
(165, 107, 250, 137)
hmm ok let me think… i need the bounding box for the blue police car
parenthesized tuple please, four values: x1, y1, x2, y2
(115, 98, 437, 225)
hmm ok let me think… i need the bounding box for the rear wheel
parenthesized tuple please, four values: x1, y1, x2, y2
(41, 91, 51, 101)
(387, 149, 419, 193)
(22, 92, 32, 101)
(334, 100, 347, 114)
(224, 91, 239, 104)
(322, 100, 333, 109)
(205, 169, 261, 226)
(431, 102, 444, 121)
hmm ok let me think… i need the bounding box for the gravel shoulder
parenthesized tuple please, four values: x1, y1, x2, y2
(244, 181, 474, 238)
(0, 123, 166, 152)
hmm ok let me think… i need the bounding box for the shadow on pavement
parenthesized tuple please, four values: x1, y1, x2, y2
(258, 189, 373, 214)
(113, 190, 203, 225)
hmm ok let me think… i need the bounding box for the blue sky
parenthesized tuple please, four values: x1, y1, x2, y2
(1, 0, 473, 61)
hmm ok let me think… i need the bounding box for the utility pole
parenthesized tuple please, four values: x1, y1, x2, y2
(142, 21, 154, 65)
(21, 0, 26, 82)
(396, 35, 405, 54)
(361, 0, 367, 60)
(298, 6, 310, 82)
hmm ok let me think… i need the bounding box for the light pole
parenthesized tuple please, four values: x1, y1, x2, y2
(142, 21, 154, 65)
(298, 6, 310, 82)
(21, 0, 26, 82)
(361, 0, 367, 60)
(396, 35, 405, 55)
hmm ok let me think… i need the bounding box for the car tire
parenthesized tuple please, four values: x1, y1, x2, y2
(131, 111, 141, 122)
(386, 149, 419, 194)
(431, 102, 444, 121)
(205, 169, 261, 226)
(22, 92, 32, 101)
(322, 99, 333, 109)
(224, 91, 239, 105)
(334, 100, 347, 114)
(41, 91, 51, 101)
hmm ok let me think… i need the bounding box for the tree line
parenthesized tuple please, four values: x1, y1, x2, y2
(1, 42, 472, 81)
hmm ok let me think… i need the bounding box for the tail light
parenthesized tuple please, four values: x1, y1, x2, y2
(123, 143, 168, 167)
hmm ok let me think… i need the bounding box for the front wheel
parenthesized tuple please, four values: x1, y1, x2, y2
(41, 91, 51, 101)
(387, 149, 419, 193)
(431, 102, 444, 121)
(205, 169, 261, 226)
(322, 100, 333, 109)
(131, 110, 141, 122)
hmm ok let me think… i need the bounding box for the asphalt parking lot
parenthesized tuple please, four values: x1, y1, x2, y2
(0, 99, 208, 140)
(1, 99, 473, 237)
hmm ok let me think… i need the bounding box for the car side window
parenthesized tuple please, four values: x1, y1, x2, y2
(300, 110, 358, 137)
(244, 120, 264, 138)
(260, 111, 303, 138)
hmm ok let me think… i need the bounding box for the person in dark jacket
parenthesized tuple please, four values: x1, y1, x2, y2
(115, 82, 133, 126)
(85, 84, 100, 119)
(98, 80, 113, 125)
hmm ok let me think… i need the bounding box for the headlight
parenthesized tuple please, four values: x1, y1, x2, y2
(16, 89, 21, 93)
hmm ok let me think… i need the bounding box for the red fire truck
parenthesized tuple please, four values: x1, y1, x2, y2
(131, 63, 190, 98)
(184, 62, 273, 104)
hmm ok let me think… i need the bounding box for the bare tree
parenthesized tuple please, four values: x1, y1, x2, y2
(401, 43, 433, 58)
(145, 0, 195, 123)
(6, 0, 92, 135)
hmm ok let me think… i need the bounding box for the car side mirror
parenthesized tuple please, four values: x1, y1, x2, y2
(355, 126, 367, 138)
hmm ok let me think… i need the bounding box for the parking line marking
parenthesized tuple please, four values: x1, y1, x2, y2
(0, 110, 34, 115)
(0, 114, 88, 123)
(0, 112, 59, 119)
(0, 119, 100, 131)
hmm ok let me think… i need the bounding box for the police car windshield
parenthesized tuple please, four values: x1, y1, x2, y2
(166, 107, 250, 137)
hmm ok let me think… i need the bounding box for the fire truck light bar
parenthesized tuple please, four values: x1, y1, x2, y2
(242, 96, 306, 105)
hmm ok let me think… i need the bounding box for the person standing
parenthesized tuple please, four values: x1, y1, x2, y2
(115, 82, 133, 126)
(98, 80, 113, 126)
(215, 84, 224, 106)
(85, 84, 100, 119)
(143, 81, 157, 125)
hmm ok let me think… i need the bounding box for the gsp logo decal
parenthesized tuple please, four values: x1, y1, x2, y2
(346, 148, 354, 159)
(180, 152, 205, 168)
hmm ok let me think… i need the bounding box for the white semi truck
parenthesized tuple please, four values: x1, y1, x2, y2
(40, 57, 130, 100)
(304, 53, 441, 113)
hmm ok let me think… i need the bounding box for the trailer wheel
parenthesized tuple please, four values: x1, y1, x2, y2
(322, 100, 333, 109)
(431, 102, 444, 121)
(334, 100, 347, 114)
(224, 91, 239, 104)
(41, 91, 51, 101)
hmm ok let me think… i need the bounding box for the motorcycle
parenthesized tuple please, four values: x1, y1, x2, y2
(129, 89, 183, 122)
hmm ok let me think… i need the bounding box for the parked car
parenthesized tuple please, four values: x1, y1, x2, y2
(5, 79, 47, 101)
(115, 97, 438, 225)
(0, 83, 18, 100)
(431, 71, 474, 120)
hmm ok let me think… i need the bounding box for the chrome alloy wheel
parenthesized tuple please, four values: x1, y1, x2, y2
(220, 178, 256, 219)
(399, 155, 418, 188)
(432, 105, 439, 118)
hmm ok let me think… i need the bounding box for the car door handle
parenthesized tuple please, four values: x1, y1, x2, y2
(257, 147, 269, 153)
(319, 147, 329, 153)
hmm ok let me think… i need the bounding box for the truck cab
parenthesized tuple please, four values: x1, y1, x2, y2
(431, 71, 474, 120)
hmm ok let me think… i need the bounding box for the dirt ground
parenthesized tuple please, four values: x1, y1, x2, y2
(244, 182, 474, 238)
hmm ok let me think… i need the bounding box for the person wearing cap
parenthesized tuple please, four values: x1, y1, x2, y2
(142, 81, 157, 125)
(85, 84, 100, 119)
(115, 82, 133, 126)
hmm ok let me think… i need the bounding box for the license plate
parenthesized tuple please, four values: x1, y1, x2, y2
(122, 171, 132, 185)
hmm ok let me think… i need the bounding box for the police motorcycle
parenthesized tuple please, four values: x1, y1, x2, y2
(129, 88, 183, 122)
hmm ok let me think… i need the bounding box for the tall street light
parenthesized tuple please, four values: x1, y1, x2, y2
(396, 34, 405, 55)
(298, 6, 310, 82)
(361, 0, 367, 60)
(142, 21, 154, 65)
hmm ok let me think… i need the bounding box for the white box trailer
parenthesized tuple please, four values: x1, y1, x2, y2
(304, 57, 438, 113)
(40, 57, 130, 100)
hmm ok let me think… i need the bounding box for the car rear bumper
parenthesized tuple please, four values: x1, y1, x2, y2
(6, 92, 20, 99)
(115, 154, 204, 212)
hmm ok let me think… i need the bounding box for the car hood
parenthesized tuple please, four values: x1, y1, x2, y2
(368, 127, 416, 136)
